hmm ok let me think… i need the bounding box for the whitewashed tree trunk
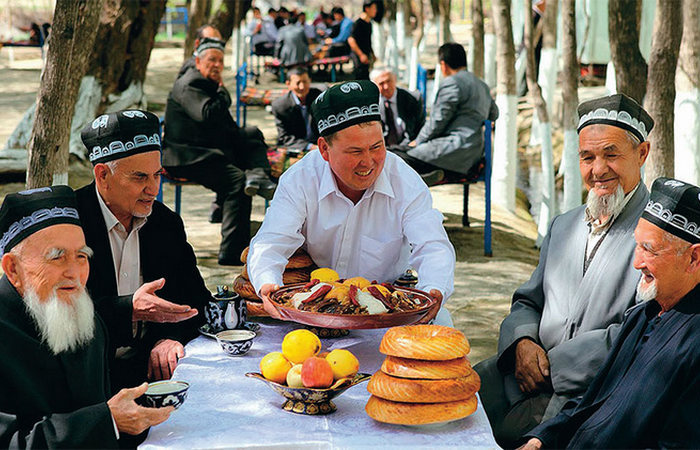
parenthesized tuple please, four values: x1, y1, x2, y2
(674, 0, 700, 185)
(530, 0, 558, 146)
(484, 33, 497, 89)
(409, 0, 424, 92)
(389, 19, 400, 72)
(492, 0, 518, 212)
(605, 61, 617, 94)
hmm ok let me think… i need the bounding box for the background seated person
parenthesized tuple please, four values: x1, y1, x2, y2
(245, 7, 275, 58)
(178, 24, 222, 79)
(0, 187, 172, 448)
(271, 66, 322, 153)
(321, 7, 352, 57)
(370, 66, 425, 148)
(521, 177, 700, 450)
(247, 80, 455, 326)
(163, 38, 276, 265)
(392, 43, 498, 184)
(275, 15, 312, 66)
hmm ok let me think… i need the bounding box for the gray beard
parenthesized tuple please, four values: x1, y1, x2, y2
(587, 184, 626, 221)
(637, 277, 658, 302)
(23, 286, 96, 355)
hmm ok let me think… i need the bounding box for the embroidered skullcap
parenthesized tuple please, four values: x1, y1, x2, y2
(81, 110, 161, 165)
(0, 185, 81, 256)
(577, 93, 654, 142)
(311, 79, 381, 137)
(642, 177, 700, 244)
(196, 37, 225, 55)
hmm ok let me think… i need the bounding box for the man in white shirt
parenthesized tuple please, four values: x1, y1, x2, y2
(247, 80, 455, 325)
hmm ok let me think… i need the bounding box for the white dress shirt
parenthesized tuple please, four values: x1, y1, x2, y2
(248, 150, 455, 324)
(379, 90, 406, 140)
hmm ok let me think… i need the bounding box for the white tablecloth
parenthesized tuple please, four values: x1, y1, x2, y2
(140, 321, 499, 449)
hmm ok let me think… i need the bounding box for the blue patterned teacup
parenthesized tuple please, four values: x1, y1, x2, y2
(137, 380, 189, 409)
(216, 329, 256, 356)
(205, 286, 247, 333)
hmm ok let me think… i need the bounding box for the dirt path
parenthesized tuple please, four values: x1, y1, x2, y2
(0, 45, 539, 364)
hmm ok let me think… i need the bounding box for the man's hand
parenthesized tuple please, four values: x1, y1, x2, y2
(148, 339, 184, 381)
(107, 383, 173, 435)
(260, 283, 283, 320)
(517, 438, 543, 450)
(408, 140, 417, 148)
(359, 53, 369, 64)
(132, 278, 198, 323)
(416, 289, 443, 324)
(324, 37, 333, 44)
(514, 338, 551, 393)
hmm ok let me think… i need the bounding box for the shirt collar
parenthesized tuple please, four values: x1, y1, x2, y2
(291, 91, 304, 107)
(95, 184, 148, 233)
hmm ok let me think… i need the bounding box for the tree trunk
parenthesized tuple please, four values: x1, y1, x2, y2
(525, 0, 554, 244)
(643, 0, 682, 185)
(674, 0, 700, 184)
(471, 0, 484, 78)
(26, 0, 102, 188)
(210, 0, 251, 43)
(608, 0, 648, 103)
(183, 0, 210, 60)
(492, 0, 518, 212)
(560, 0, 582, 211)
(409, 0, 424, 91)
(439, 0, 452, 43)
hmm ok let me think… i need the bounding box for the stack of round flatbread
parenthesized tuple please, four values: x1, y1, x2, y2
(365, 325, 480, 426)
(232, 247, 316, 317)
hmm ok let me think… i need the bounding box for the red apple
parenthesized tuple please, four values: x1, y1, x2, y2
(301, 357, 334, 388)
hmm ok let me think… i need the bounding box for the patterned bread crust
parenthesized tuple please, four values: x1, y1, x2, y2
(365, 395, 478, 425)
(233, 275, 260, 300)
(379, 325, 470, 360)
(381, 356, 472, 380)
(367, 369, 480, 403)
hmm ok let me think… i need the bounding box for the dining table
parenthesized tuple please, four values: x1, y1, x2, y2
(139, 319, 499, 449)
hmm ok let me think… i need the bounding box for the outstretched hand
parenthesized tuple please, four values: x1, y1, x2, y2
(260, 283, 283, 320)
(107, 383, 173, 435)
(132, 278, 198, 323)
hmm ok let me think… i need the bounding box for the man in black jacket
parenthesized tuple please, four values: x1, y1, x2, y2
(271, 66, 322, 153)
(77, 110, 207, 395)
(0, 186, 172, 448)
(163, 38, 275, 265)
(370, 66, 425, 147)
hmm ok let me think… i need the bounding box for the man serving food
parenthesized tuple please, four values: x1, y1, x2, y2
(247, 80, 455, 325)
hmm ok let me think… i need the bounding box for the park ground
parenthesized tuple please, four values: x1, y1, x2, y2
(0, 31, 541, 364)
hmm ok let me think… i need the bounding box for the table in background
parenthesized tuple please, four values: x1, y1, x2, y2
(140, 321, 498, 449)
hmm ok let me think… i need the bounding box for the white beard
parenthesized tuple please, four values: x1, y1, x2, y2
(23, 285, 96, 355)
(587, 184, 626, 221)
(637, 277, 658, 302)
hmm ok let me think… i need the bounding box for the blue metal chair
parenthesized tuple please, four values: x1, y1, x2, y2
(416, 64, 428, 115)
(235, 62, 248, 126)
(156, 117, 190, 215)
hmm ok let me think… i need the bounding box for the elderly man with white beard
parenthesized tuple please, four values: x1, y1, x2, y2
(476, 93, 654, 448)
(0, 186, 172, 449)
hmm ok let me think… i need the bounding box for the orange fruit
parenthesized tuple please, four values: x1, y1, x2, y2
(325, 349, 360, 380)
(260, 352, 292, 384)
(281, 329, 322, 364)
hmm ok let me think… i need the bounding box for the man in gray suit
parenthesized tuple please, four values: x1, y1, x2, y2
(475, 93, 655, 448)
(391, 43, 498, 182)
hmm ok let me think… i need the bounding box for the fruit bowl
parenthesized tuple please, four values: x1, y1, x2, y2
(246, 372, 371, 415)
(269, 284, 437, 329)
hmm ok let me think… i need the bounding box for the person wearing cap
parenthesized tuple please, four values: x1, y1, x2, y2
(77, 110, 209, 394)
(177, 24, 222, 79)
(271, 66, 322, 152)
(370, 66, 425, 147)
(0, 186, 172, 448)
(520, 177, 700, 449)
(247, 80, 455, 325)
(163, 38, 276, 265)
(476, 93, 654, 447)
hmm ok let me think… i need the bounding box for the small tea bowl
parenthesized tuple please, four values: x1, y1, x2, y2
(216, 329, 256, 356)
(137, 380, 189, 409)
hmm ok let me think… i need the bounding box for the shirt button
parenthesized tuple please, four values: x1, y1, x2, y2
(122, 272, 128, 278)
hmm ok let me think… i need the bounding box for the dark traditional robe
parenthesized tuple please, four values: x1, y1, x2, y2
(528, 285, 700, 448)
(0, 276, 117, 449)
(75, 183, 208, 390)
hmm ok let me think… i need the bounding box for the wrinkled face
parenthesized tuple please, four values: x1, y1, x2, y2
(95, 151, 162, 226)
(372, 71, 396, 99)
(8, 225, 90, 303)
(287, 73, 311, 101)
(319, 122, 386, 202)
(579, 124, 649, 197)
(633, 219, 692, 305)
(196, 48, 224, 83)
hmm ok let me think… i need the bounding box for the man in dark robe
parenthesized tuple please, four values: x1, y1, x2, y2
(521, 177, 700, 449)
(0, 186, 172, 448)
